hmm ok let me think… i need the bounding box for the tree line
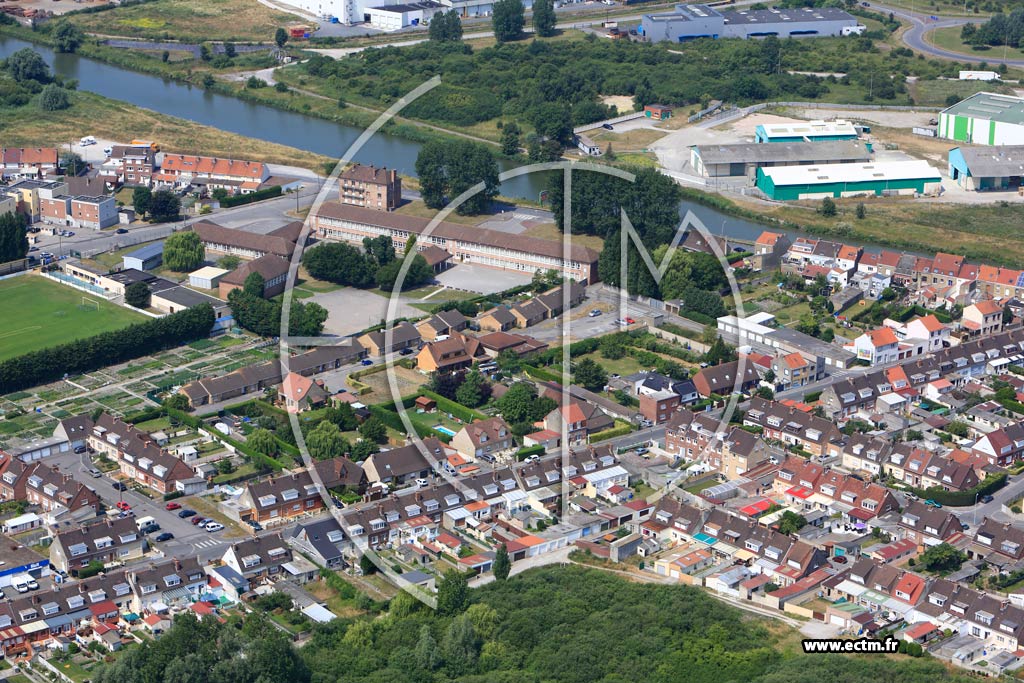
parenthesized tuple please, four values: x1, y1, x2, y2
(227, 273, 328, 337)
(0, 304, 214, 393)
(962, 9, 1024, 48)
(302, 235, 434, 291)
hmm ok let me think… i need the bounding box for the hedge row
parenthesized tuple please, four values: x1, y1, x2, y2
(417, 388, 486, 423)
(908, 473, 1007, 507)
(219, 185, 282, 208)
(515, 445, 545, 460)
(0, 304, 215, 393)
(164, 406, 288, 472)
(368, 403, 446, 443)
(589, 421, 634, 443)
(523, 364, 563, 383)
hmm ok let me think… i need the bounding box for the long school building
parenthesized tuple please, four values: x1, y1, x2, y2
(313, 203, 601, 283)
(755, 160, 942, 200)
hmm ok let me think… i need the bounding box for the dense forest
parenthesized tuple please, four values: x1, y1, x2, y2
(92, 567, 977, 683)
(297, 26, 965, 134)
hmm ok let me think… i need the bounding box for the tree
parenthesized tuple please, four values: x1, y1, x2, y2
(437, 569, 469, 616)
(819, 197, 837, 217)
(124, 281, 151, 309)
(199, 43, 212, 61)
(39, 84, 71, 111)
(415, 625, 443, 671)
(0, 212, 28, 263)
(303, 242, 376, 288)
(60, 151, 85, 177)
(359, 553, 377, 575)
(429, 9, 463, 41)
(306, 421, 349, 461)
(500, 122, 521, 156)
(945, 420, 970, 438)
(132, 187, 153, 217)
(325, 402, 358, 431)
(53, 21, 84, 53)
(415, 139, 499, 215)
(455, 368, 490, 408)
(243, 271, 266, 298)
(574, 357, 608, 392)
(532, 0, 556, 37)
(492, 0, 525, 42)
(218, 254, 241, 270)
(247, 428, 279, 457)
(5, 48, 50, 83)
(217, 458, 235, 475)
(275, 27, 289, 48)
(163, 231, 204, 271)
(919, 542, 966, 573)
(493, 543, 511, 580)
(223, 42, 236, 58)
(443, 614, 480, 675)
(289, 301, 328, 336)
(161, 50, 170, 62)
(350, 439, 377, 460)
(149, 190, 181, 222)
(359, 416, 387, 443)
(855, 202, 866, 220)
(496, 381, 539, 423)
(777, 511, 807, 535)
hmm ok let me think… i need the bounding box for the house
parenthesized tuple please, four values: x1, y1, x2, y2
(770, 352, 820, 390)
(899, 314, 950, 353)
(632, 371, 700, 423)
(357, 321, 422, 357)
(287, 518, 348, 569)
(416, 309, 469, 342)
(218, 254, 291, 299)
(338, 163, 401, 211)
(968, 517, 1024, 564)
(85, 413, 195, 494)
(237, 457, 364, 524)
(128, 557, 208, 613)
(973, 422, 1024, 467)
(538, 399, 615, 445)
(476, 331, 548, 358)
(221, 534, 300, 584)
(743, 397, 841, 457)
(0, 147, 58, 178)
(363, 440, 441, 485)
(752, 230, 791, 271)
(0, 458, 100, 516)
(510, 299, 549, 328)
(692, 359, 760, 397)
(477, 306, 517, 332)
(416, 332, 482, 374)
(156, 154, 269, 194)
(575, 134, 602, 156)
(50, 517, 146, 574)
(279, 372, 329, 413)
(962, 300, 1004, 338)
(853, 327, 901, 365)
(104, 145, 156, 186)
(450, 417, 515, 462)
(897, 500, 964, 546)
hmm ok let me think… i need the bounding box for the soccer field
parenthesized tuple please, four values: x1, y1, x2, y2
(0, 277, 146, 363)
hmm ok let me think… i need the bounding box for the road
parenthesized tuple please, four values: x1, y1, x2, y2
(870, 2, 1024, 66)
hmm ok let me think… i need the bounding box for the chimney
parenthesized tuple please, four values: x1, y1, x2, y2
(174, 558, 182, 571)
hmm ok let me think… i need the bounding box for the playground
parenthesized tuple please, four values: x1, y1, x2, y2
(0, 276, 144, 362)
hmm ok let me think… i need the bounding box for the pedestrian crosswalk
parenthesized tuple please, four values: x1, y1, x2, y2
(511, 213, 535, 221)
(193, 538, 224, 550)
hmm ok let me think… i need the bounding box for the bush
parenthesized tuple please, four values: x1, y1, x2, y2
(219, 185, 282, 208)
(38, 84, 71, 111)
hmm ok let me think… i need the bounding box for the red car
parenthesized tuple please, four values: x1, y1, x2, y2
(165, 502, 181, 511)
(625, 317, 636, 325)
(116, 501, 131, 511)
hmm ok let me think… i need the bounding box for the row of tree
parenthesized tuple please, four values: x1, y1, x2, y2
(0, 304, 215, 393)
(0, 212, 29, 264)
(227, 273, 328, 337)
(302, 236, 434, 291)
(962, 10, 1024, 48)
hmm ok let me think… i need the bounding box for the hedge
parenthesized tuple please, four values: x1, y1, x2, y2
(523, 364, 563, 383)
(219, 185, 282, 208)
(908, 473, 1008, 507)
(165, 406, 288, 471)
(368, 403, 447, 443)
(589, 420, 634, 443)
(515, 445, 545, 460)
(417, 389, 486, 423)
(0, 304, 215, 393)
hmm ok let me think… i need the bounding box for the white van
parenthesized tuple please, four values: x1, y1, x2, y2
(135, 515, 156, 530)
(11, 575, 30, 593)
(79, 135, 96, 146)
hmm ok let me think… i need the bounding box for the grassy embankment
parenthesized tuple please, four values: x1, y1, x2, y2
(0, 88, 333, 172)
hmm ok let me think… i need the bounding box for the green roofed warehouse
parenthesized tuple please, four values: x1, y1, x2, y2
(755, 160, 942, 200)
(939, 92, 1024, 146)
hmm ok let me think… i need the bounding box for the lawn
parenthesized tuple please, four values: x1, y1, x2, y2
(0, 277, 144, 362)
(67, 0, 304, 43)
(924, 25, 1024, 61)
(574, 351, 646, 378)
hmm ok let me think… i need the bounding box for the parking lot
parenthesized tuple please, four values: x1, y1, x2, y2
(433, 263, 533, 294)
(311, 287, 422, 337)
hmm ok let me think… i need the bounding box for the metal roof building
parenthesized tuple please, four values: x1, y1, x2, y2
(122, 241, 163, 271)
(939, 92, 1024, 146)
(948, 145, 1024, 191)
(755, 160, 942, 200)
(690, 140, 871, 178)
(754, 119, 859, 144)
(640, 4, 862, 43)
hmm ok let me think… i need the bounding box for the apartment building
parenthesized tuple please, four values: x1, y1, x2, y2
(314, 202, 600, 283)
(0, 147, 58, 179)
(338, 164, 401, 211)
(50, 516, 147, 574)
(157, 154, 270, 194)
(85, 413, 195, 495)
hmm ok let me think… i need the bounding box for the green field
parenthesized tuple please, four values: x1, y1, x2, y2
(0, 277, 145, 362)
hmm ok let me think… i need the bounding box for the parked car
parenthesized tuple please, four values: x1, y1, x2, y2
(88, 468, 101, 478)
(191, 516, 208, 526)
(360, 358, 373, 366)
(154, 532, 174, 542)
(165, 502, 182, 511)
(415, 477, 428, 488)
(924, 499, 943, 509)
(115, 228, 128, 234)
(141, 523, 161, 535)
(625, 317, 636, 324)
(204, 521, 224, 532)
(178, 508, 196, 518)
(115, 501, 131, 511)
(399, 348, 414, 356)
(602, 123, 614, 130)
(112, 482, 127, 491)
(73, 445, 87, 454)
(524, 454, 540, 464)
(980, 494, 994, 504)
(588, 309, 602, 317)
(25, 578, 38, 590)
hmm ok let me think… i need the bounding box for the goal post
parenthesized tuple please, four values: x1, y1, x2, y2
(80, 297, 100, 311)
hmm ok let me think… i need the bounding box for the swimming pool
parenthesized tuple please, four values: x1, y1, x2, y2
(434, 425, 457, 437)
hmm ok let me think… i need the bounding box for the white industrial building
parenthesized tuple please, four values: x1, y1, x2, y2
(367, 0, 443, 29)
(640, 4, 863, 43)
(939, 92, 1024, 146)
(276, 0, 527, 25)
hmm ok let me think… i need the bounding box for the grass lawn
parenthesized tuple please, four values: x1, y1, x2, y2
(588, 127, 667, 151)
(394, 200, 490, 225)
(67, 0, 303, 43)
(925, 25, 1024, 60)
(0, 90, 332, 173)
(909, 75, 1017, 107)
(520, 222, 605, 252)
(575, 351, 646, 378)
(0, 276, 144, 362)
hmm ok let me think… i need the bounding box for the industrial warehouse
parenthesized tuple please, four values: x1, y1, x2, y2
(754, 119, 860, 144)
(939, 92, 1024, 146)
(689, 140, 872, 179)
(639, 5, 863, 44)
(948, 145, 1024, 191)
(755, 160, 942, 200)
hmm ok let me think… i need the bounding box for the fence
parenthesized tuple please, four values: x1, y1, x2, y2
(696, 100, 943, 129)
(573, 111, 645, 134)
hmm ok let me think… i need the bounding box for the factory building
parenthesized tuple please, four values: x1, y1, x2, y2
(690, 140, 872, 179)
(639, 4, 863, 44)
(366, 1, 444, 29)
(755, 160, 942, 200)
(754, 119, 859, 144)
(948, 146, 1024, 191)
(277, 0, 527, 25)
(939, 92, 1024, 146)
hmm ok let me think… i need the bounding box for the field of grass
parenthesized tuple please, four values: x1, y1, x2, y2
(925, 25, 1024, 60)
(67, 0, 304, 43)
(0, 277, 144, 362)
(0, 90, 332, 173)
(909, 77, 1017, 106)
(520, 222, 605, 252)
